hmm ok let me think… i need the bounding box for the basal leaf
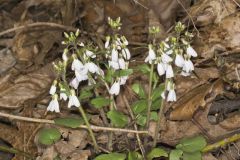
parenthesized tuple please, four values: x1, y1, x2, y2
(95, 153, 126, 160)
(176, 136, 207, 153)
(136, 114, 146, 126)
(38, 128, 61, 145)
(54, 117, 84, 128)
(169, 149, 183, 160)
(114, 69, 133, 77)
(151, 84, 165, 101)
(147, 148, 168, 160)
(107, 110, 129, 128)
(128, 151, 143, 160)
(182, 152, 201, 160)
(132, 83, 146, 99)
(91, 96, 111, 109)
(132, 100, 148, 114)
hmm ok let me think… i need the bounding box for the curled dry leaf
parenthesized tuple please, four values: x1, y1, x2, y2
(167, 79, 223, 121)
(0, 63, 55, 109)
(219, 113, 240, 130)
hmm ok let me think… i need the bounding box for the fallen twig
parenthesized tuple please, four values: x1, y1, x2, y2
(0, 112, 148, 134)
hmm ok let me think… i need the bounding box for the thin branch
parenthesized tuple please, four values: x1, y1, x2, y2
(0, 112, 148, 134)
(122, 94, 146, 159)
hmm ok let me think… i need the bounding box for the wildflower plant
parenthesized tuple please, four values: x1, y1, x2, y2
(45, 16, 198, 158)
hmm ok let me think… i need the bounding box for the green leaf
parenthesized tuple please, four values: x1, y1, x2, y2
(38, 128, 61, 145)
(137, 64, 151, 74)
(150, 112, 158, 121)
(80, 90, 93, 100)
(176, 136, 207, 153)
(54, 117, 84, 128)
(136, 114, 146, 126)
(151, 98, 162, 111)
(132, 100, 148, 114)
(151, 84, 165, 101)
(147, 148, 168, 160)
(91, 97, 111, 109)
(128, 151, 143, 160)
(132, 83, 146, 98)
(105, 69, 114, 83)
(95, 153, 126, 160)
(107, 110, 129, 128)
(169, 149, 183, 160)
(114, 69, 133, 77)
(182, 152, 201, 160)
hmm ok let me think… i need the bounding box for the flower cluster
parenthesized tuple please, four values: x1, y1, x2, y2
(105, 17, 131, 96)
(146, 24, 197, 102)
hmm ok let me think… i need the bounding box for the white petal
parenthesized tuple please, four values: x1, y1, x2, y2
(105, 36, 110, 48)
(181, 71, 191, 77)
(109, 81, 120, 95)
(166, 81, 171, 91)
(109, 61, 120, 70)
(71, 59, 83, 71)
(145, 47, 156, 64)
(161, 91, 166, 99)
(62, 52, 68, 62)
(118, 58, 126, 69)
(75, 67, 88, 82)
(183, 60, 194, 72)
(70, 78, 80, 89)
(79, 42, 85, 46)
(47, 99, 60, 112)
(167, 89, 176, 102)
(85, 62, 99, 74)
(119, 76, 128, 85)
(49, 85, 56, 95)
(157, 63, 165, 76)
(122, 48, 131, 60)
(175, 54, 185, 67)
(187, 46, 197, 57)
(60, 93, 68, 101)
(68, 95, 80, 108)
(111, 48, 119, 62)
(85, 50, 96, 58)
(162, 53, 173, 63)
(165, 49, 173, 55)
(166, 65, 174, 78)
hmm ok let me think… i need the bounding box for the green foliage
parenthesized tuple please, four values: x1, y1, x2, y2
(107, 110, 129, 128)
(132, 83, 146, 99)
(54, 117, 84, 128)
(91, 96, 111, 109)
(38, 128, 61, 145)
(128, 151, 143, 160)
(95, 153, 126, 160)
(169, 149, 183, 160)
(113, 69, 133, 77)
(151, 84, 165, 101)
(132, 100, 148, 114)
(182, 152, 201, 160)
(147, 148, 168, 160)
(137, 64, 151, 74)
(176, 135, 207, 153)
(136, 114, 147, 126)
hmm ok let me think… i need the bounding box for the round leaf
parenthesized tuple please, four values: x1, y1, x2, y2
(128, 151, 143, 160)
(147, 148, 168, 160)
(95, 153, 126, 160)
(107, 110, 129, 128)
(132, 83, 146, 98)
(169, 149, 183, 160)
(38, 128, 61, 145)
(132, 100, 148, 114)
(176, 136, 207, 153)
(183, 152, 201, 160)
(54, 117, 84, 128)
(91, 97, 111, 109)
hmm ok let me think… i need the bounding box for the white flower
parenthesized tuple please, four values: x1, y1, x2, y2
(175, 54, 185, 67)
(121, 36, 128, 45)
(111, 48, 119, 62)
(49, 80, 57, 95)
(109, 81, 120, 95)
(161, 91, 166, 99)
(68, 90, 80, 108)
(109, 60, 120, 70)
(166, 64, 174, 78)
(118, 58, 126, 69)
(119, 76, 128, 85)
(75, 68, 88, 82)
(105, 36, 110, 48)
(187, 46, 197, 57)
(157, 62, 165, 76)
(165, 49, 173, 55)
(85, 50, 96, 58)
(70, 78, 80, 89)
(79, 42, 85, 46)
(166, 81, 172, 91)
(122, 48, 131, 60)
(181, 71, 191, 77)
(161, 53, 173, 63)
(47, 94, 60, 112)
(85, 62, 99, 74)
(167, 89, 176, 102)
(116, 38, 122, 50)
(145, 45, 156, 64)
(60, 92, 68, 101)
(71, 58, 83, 71)
(183, 59, 194, 73)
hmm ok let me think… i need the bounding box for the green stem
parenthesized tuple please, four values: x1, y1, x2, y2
(107, 95, 114, 151)
(146, 63, 154, 129)
(0, 145, 34, 160)
(78, 106, 99, 152)
(153, 80, 167, 147)
(202, 133, 240, 153)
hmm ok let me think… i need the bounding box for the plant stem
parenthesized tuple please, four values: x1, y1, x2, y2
(107, 95, 114, 151)
(153, 81, 167, 147)
(78, 105, 99, 152)
(0, 145, 34, 160)
(146, 63, 154, 129)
